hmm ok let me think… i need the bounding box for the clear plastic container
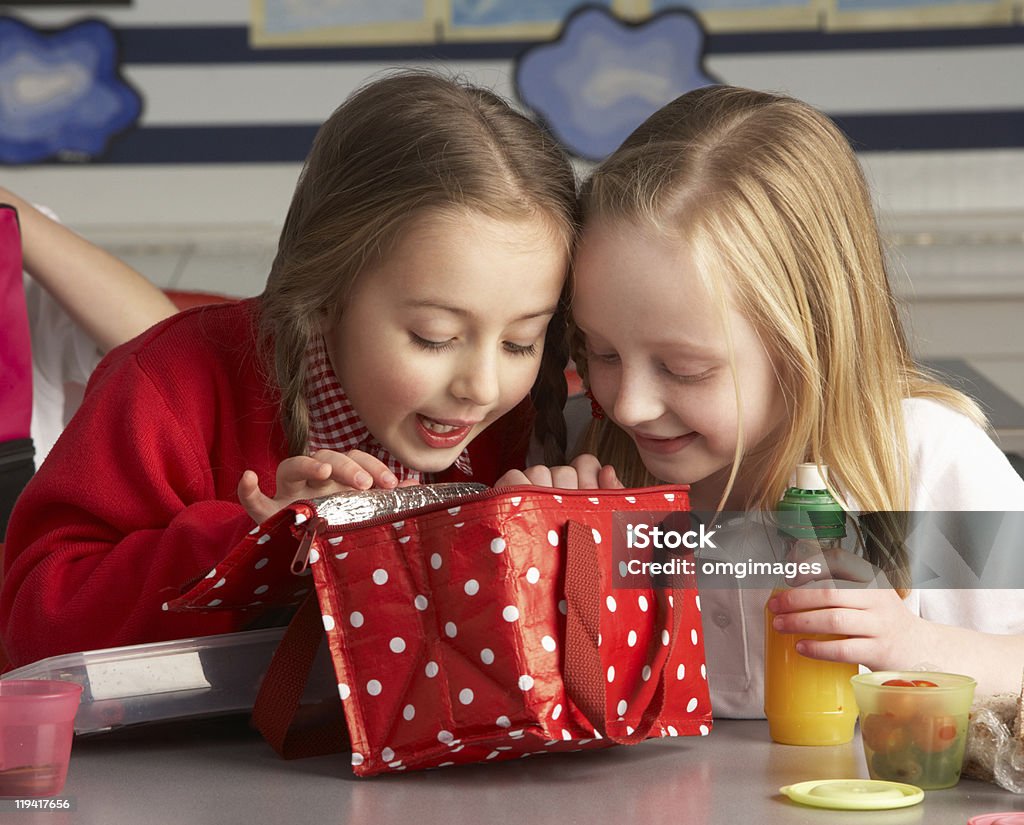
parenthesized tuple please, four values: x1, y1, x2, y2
(0, 680, 83, 797)
(1, 627, 336, 735)
(851, 670, 976, 789)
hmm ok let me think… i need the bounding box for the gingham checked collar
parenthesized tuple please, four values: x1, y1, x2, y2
(305, 335, 472, 483)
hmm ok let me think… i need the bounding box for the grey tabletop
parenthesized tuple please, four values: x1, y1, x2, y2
(39, 717, 1020, 825)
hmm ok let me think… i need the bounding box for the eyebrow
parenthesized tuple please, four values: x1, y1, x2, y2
(404, 300, 559, 321)
(576, 324, 721, 358)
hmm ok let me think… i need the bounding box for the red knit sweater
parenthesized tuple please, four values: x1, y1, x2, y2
(0, 299, 532, 667)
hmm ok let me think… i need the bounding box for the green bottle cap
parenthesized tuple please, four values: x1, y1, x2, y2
(777, 463, 846, 540)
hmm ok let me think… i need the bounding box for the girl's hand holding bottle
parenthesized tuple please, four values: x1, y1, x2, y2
(237, 449, 415, 524)
(768, 524, 938, 675)
(768, 581, 938, 674)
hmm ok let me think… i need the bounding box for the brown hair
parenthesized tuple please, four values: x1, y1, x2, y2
(575, 85, 983, 521)
(260, 71, 578, 465)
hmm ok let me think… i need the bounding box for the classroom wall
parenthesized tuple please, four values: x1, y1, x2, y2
(4, 0, 1024, 407)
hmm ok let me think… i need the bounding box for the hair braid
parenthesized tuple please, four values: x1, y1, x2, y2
(531, 294, 570, 465)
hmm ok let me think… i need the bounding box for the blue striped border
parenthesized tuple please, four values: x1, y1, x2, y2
(112, 23, 1024, 63)
(6, 18, 1022, 162)
(21, 111, 1017, 164)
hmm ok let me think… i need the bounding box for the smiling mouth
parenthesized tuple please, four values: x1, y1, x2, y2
(415, 415, 479, 450)
(632, 431, 698, 455)
(418, 415, 481, 433)
(421, 418, 462, 434)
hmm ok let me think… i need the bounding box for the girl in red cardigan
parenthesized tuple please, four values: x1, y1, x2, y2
(1, 72, 577, 667)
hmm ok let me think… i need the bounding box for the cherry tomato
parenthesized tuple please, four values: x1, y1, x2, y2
(910, 714, 959, 753)
(860, 713, 911, 755)
(880, 678, 939, 687)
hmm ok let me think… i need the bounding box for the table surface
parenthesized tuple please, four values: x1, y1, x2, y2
(39, 717, 1020, 825)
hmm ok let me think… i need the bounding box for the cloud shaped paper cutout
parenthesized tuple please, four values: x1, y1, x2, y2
(516, 7, 718, 162)
(0, 17, 142, 164)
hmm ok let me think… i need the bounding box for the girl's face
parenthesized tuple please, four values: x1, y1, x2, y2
(324, 209, 567, 475)
(574, 218, 786, 508)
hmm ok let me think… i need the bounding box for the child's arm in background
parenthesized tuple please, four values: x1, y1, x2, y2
(0, 187, 177, 353)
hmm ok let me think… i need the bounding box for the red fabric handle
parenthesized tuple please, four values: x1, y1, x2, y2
(251, 593, 349, 759)
(563, 519, 683, 744)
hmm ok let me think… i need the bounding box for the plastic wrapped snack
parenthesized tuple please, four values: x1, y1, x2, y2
(962, 673, 1024, 793)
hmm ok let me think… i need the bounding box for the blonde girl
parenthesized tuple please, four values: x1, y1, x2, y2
(2, 72, 577, 668)
(505, 85, 1024, 704)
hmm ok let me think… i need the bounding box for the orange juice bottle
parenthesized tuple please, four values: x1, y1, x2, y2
(764, 463, 858, 746)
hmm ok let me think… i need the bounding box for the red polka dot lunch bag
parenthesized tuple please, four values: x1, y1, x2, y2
(171, 483, 712, 776)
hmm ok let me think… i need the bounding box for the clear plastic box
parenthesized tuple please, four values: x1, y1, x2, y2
(1, 628, 336, 735)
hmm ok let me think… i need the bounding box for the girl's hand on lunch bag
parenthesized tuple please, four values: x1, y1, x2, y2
(494, 454, 623, 490)
(237, 449, 415, 524)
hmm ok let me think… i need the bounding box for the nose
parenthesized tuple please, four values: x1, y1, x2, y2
(610, 362, 664, 428)
(450, 348, 501, 408)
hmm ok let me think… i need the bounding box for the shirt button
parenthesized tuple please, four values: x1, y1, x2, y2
(713, 612, 731, 629)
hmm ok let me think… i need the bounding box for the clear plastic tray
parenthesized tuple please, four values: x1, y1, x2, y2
(1, 627, 336, 735)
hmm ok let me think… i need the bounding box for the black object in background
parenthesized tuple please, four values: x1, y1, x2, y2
(0, 437, 34, 540)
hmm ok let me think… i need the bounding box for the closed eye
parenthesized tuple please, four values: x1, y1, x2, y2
(410, 332, 456, 352)
(586, 347, 619, 365)
(663, 366, 714, 384)
(504, 341, 539, 357)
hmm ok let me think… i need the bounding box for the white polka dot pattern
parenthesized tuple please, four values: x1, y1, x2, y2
(179, 486, 709, 775)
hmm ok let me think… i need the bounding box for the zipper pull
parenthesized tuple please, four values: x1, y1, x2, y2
(292, 515, 326, 575)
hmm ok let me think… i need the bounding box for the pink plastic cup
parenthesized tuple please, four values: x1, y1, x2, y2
(0, 680, 83, 797)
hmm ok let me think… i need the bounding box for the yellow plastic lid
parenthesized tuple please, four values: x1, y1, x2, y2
(779, 779, 924, 810)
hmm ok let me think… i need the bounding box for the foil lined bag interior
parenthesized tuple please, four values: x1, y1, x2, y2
(310, 483, 486, 528)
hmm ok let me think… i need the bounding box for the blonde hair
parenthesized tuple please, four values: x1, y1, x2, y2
(260, 71, 578, 463)
(575, 85, 984, 517)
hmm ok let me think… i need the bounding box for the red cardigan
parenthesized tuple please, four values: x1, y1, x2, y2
(0, 299, 532, 667)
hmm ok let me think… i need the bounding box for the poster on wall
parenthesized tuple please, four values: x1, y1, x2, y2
(827, 0, 1015, 30)
(649, 0, 819, 32)
(250, 0, 1021, 45)
(250, 0, 635, 46)
(250, 0, 437, 46)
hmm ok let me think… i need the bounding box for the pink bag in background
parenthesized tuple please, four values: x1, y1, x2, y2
(0, 203, 34, 541)
(0, 204, 31, 445)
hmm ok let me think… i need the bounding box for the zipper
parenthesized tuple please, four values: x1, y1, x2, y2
(291, 516, 326, 575)
(288, 484, 688, 574)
